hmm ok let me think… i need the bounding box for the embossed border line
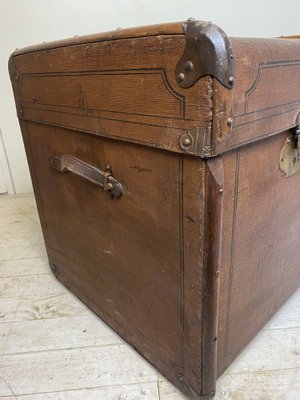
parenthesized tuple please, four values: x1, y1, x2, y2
(224, 149, 240, 355)
(19, 68, 186, 120)
(244, 59, 300, 115)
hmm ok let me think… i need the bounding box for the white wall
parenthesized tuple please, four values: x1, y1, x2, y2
(0, 0, 299, 193)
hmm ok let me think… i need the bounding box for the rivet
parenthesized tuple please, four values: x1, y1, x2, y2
(15, 73, 19, 81)
(18, 109, 23, 117)
(218, 188, 224, 195)
(177, 72, 185, 82)
(184, 61, 194, 72)
(227, 117, 233, 127)
(107, 182, 114, 190)
(182, 136, 191, 146)
(228, 76, 235, 86)
(187, 17, 196, 22)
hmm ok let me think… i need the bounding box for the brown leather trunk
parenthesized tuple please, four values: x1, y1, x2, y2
(9, 20, 300, 398)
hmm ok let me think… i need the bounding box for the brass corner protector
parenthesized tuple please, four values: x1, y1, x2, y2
(175, 20, 235, 89)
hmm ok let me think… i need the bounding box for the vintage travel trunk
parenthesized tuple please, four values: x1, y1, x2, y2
(9, 20, 300, 398)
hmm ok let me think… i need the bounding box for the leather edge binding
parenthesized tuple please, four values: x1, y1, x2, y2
(201, 157, 224, 397)
(175, 20, 235, 89)
(8, 53, 22, 116)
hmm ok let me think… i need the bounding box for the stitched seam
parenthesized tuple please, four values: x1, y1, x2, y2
(208, 76, 214, 155)
(65, 155, 102, 175)
(68, 167, 103, 187)
(63, 155, 105, 187)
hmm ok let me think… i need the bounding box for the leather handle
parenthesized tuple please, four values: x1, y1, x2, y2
(49, 154, 123, 199)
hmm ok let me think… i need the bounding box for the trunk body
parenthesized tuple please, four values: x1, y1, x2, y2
(9, 21, 300, 398)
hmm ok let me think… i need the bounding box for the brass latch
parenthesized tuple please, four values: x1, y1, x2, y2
(279, 112, 300, 177)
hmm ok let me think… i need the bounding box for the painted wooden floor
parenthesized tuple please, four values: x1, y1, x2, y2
(0, 194, 299, 400)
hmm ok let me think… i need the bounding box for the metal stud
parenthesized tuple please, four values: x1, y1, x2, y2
(228, 76, 235, 86)
(184, 61, 194, 72)
(177, 73, 185, 82)
(105, 163, 112, 173)
(182, 137, 191, 146)
(227, 117, 233, 127)
(179, 134, 193, 151)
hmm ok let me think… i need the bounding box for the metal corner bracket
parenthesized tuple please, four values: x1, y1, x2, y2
(175, 20, 235, 89)
(179, 128, 212, 157)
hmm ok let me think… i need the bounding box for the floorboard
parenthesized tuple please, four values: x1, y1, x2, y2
(0, 194, 299, 400)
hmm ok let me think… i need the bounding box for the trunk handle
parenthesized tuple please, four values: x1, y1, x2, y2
(49, 154, 123, 199)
